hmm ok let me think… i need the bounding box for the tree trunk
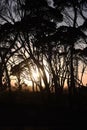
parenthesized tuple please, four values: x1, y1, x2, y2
(70, 45, 76, 95)
(0, 69, 3, 90)
(4, 63, 11, 91)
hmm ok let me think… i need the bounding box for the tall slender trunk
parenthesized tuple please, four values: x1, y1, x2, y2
(0, 67, 3, 90)
(4, 63, 11, 91)
(30, 52, 50, 93)
(70, 45, 75, 95)
(24, 33, 50, 93)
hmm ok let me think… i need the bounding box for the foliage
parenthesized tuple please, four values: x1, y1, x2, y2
(0, 0, 87, 94)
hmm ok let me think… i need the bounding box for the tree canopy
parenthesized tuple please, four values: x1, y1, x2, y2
(0, 0, 87, 94)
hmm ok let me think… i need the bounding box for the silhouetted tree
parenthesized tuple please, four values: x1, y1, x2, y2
(0, 0, 87, 95)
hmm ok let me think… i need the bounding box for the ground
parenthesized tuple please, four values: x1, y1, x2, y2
(0, 90, 87, 129)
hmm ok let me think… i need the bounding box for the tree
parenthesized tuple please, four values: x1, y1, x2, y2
(0, 0, 87, 95)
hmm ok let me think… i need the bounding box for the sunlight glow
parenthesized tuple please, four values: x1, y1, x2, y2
(10, 75, 17, 86)
(10, 57, 87, 92)
(24, 79, 32, 86)
(31, 68, 40, 81)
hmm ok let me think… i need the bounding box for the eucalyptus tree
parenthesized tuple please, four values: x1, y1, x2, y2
(13, 0, 63, 93)
(0, 23, 24, 90)
(33, 0, 87, 95)
(17, 0, 87, 94)
(0, 0, 87, 94)
(52, 0, 87, 94)
(0, 0, 26, 90)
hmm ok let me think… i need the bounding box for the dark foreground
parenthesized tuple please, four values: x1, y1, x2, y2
(0, 90, 87, 129)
